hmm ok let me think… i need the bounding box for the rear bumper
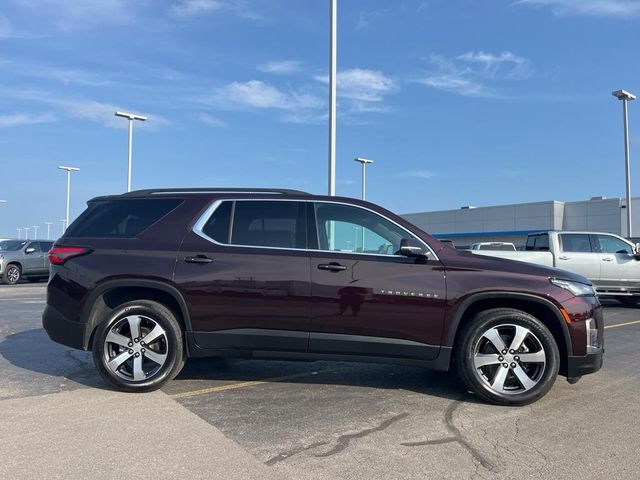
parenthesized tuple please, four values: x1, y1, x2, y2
(42, 304, 88, 350)
(566, 348, 603, 378)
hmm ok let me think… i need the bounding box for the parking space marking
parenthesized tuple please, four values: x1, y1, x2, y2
(605, 319, 640, 330)
(170, 369, 337, 399)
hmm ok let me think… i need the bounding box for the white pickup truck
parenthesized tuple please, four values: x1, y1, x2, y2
(471, 231, 640, 305)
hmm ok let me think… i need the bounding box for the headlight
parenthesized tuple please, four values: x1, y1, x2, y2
(550, 278, 595, 296)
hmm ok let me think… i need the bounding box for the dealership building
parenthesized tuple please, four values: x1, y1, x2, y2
(402, 196, 640, 248)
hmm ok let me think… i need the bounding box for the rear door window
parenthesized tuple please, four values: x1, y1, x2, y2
(65, 199, 182, 238)
(201, 201, 232, 243)
(560, 234, 592, 253)
(230, 201, 306, 249)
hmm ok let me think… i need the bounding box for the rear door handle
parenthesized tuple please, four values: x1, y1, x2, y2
(558, 256, 569, 261)
(184, 255, 213, 264)
(317, 263, 347, 272)
(602, 257, 614, 262)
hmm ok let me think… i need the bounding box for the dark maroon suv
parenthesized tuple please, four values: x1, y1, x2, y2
(43, 188, 603, 405)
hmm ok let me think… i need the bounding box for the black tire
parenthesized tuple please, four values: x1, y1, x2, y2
(92, 300, 185, 392)
(455, 308, 560, 406)
(615, 296, 640, 306)
(2, 264, 21, 285)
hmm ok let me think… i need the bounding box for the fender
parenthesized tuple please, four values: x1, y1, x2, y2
(81, 278, 193, 344)
(443, 291, 573, 354)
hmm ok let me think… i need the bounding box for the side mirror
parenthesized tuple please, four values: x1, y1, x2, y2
(399, 238, 429, 258)
(25, 247, 35, 254)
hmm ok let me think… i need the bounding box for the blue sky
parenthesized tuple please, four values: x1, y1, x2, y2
(0, 0, 639, 239)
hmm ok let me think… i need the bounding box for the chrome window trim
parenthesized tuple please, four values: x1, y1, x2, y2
(192, 198, 439, 261)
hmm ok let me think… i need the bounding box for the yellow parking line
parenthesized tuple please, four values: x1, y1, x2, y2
(605, 319, 640, 330)
(169, 369, 335, 399)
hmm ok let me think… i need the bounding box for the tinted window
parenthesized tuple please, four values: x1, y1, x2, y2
(65, 199, 182, 238)
(202, 201, 232, 243)
(525, 235, 549, 251)
(478, 244, 515, 251)
(231, 201, 306, 249)
(27, 242, 42, 253)
(314, 202, 413, 255)
(596, 235, 633, 255)
(0, 240, 27, 251)
(560, 234, 592, 253)
(40, 241, 54, 252)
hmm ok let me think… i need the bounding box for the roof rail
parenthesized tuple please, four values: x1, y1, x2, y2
(122, 188, 311, 196)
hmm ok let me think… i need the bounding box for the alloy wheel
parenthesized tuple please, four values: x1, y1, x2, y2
(473, 323, 546, 395)
(103, 315, 169, 382)
(7, 266, 20, 284)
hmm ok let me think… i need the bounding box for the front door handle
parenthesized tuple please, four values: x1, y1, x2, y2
(184, 255, 213, 264)
(317, 263, 347, 272)
(602, 257, 614, 262)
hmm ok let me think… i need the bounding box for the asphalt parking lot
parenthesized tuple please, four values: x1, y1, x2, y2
(1, 283, 639, 479)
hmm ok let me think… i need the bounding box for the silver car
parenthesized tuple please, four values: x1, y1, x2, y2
(0, 239, 54, 285)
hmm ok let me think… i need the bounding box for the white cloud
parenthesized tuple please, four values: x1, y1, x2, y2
(418, 51, 533, 98)
(394, 170, 437, 179)
(15, 0, 134, 31)
(199, 113, 228, 127)
(357, 9, 386, 29)
(207, 80, 323, 111)
(169, 0, 225, 18)
(314, 68, 397, 112)
(0, 113, 56, 127)
(515, 0, 640, 17)
(257, 60, 303, 75)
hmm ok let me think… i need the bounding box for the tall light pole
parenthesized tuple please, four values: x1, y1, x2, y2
(45, 222, 53, 240)
(24, 227, 30, 239)
(115, 111, 147, 192)
(328, 0, 337, 196)
(58, 165, 80, 232)
(16, 228, 22, 240)
(59, 219, 66, 235)
(354, 157, 374, 200)
(613, 90, 636, 237)
(32, 225, 39, 239)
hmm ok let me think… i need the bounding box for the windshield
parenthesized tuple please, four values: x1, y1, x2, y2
(0, 240, 27, 252)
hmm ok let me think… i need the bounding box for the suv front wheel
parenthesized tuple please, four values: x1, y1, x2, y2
(92, 300, 185, 392)
(455, 308, 560, 406)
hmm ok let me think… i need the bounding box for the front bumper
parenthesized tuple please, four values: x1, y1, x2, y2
(566, 347, 603, 378)
(42, 304, 88, 350)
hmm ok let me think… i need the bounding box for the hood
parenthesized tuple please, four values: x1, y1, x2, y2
(438, 248, 591, 285)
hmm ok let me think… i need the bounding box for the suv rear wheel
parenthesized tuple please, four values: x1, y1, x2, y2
(2, 264, 21, 285)
(92, 300, 185, 392)
(455, 308, 559, 406)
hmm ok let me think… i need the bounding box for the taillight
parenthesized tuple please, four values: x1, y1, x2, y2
(48, 247, 92, 265)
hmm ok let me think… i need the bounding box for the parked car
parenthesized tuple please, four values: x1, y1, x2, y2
(0, 239, 54, 284)
(43, 189, 603, 405)
(471, 231, 640, 305)
(471, 242, 517, 251)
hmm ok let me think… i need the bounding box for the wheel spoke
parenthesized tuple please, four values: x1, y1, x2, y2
(518, 351, 546, 364)
(491, 366, 509, 392)
(142, 324, 165, 345)
(483, 328, 507, 352)
(509, 325, 529, 352)
(143, 349, 167, 366)
(128, 316, 142, 341)
(106, 330, 130, 348)
(107, 351, 132, 372)
(132, 355, 145, 381)
(474, 353, 501, 369)
(512, 365, 536, 391)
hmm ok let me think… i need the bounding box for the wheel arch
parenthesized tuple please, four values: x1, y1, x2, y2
(444, 292, 572, 375)
(81, 279, 192, 350)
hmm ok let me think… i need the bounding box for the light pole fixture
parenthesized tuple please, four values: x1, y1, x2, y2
(24, 227, 30, 240)
(45, 222, 53, 240)
(0, 199, 6, 203)
(58, 165, 80, 232)
(32, 225, 39, 239)
(115, 111, 147, 192)
(354, 157, 374, 201)
(16, 228, 22, 240)
(328, 0, 337, 196)
(612, 89, 636, 237)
